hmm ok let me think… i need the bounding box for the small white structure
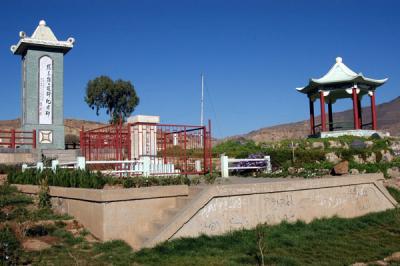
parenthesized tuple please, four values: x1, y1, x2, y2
(128, 115, 160, 160)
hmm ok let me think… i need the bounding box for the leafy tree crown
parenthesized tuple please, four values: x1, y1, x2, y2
(85, 75, 139, 123)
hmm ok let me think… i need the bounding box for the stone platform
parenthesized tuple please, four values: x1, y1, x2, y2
(15, 174, 398, 250)
(318, 129, 390, 138)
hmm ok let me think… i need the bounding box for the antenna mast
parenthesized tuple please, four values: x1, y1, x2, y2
(200, 73, 204, 126)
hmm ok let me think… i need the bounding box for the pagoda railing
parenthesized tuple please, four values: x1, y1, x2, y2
(313, 121, 373, 134)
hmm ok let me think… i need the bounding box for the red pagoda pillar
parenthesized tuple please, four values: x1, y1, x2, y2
(357, 98, 363, 129)
(370, 92, 377, 130)
(309, 97, 315, 135)
(319, 91, 326, 132)
(352, 88, 360, 130)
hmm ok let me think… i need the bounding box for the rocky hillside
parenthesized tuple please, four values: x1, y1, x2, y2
(0, 118, 104, 137)
(1, 96, 399, 143)
(234, 96, 400, 142)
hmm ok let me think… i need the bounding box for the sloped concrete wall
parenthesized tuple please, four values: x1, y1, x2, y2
(148, 174, 397, 247)
(173, 181, 394, 239)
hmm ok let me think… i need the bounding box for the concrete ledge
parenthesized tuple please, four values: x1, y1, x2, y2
(15, 184, 189, 202)
(319, 130, 390, 138)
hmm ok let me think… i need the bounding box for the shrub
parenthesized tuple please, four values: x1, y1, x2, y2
(204, 173, 218, 184)
(0, 226, 20, 264)
(0, 164, 21, 175)
(122, 175, 191, 188)
(7, 169, 107, 189)
(38, 178, 51, 209)
(213, 139, 262, 158)
(348, 161, 400, 178)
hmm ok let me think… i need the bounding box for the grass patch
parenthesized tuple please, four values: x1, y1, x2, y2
(387, 186, 400, 203)
(134, 209, 400, 266)
(0, 183, 33, 208)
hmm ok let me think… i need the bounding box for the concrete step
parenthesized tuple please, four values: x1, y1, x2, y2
(135, 188, 206, 249)
(142, 186, 208, 248)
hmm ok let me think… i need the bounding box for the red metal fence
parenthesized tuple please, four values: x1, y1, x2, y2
(80, 123, 130, 161)
(80, 120, 212, 175)
(0, 129, 36, 149)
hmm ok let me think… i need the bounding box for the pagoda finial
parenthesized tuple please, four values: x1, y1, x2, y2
(39, 20, 46, 26)
(336, 57, 343, 63)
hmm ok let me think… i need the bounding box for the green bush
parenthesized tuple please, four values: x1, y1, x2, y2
(213, 139, 261, 158)
(122, 175, 191, 188)
(348, 160, 400, 178)
(0, 164, 21, 175)
(38, 178, 51, 209)
(0, 226, 21, 264)
(7, 169, 107, 189)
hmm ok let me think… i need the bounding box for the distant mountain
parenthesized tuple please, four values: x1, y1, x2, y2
(227, 96, 400, 142)
(0, 118, 104, 137)
(1, 96, 399, 143)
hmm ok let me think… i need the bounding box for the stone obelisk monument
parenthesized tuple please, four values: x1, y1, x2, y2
(10, 20, 74, 150)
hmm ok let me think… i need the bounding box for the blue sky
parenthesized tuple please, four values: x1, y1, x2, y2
(1, 0, 399, 138)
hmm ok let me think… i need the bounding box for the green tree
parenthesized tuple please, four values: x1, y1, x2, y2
(84, 76, 139, 123)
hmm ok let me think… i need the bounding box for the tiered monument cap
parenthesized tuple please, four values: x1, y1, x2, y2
(10, 20, 75, 55)
(296, 57, 388, 95)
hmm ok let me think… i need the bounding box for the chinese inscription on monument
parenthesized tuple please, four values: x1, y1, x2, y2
(39, 56, 53, 125)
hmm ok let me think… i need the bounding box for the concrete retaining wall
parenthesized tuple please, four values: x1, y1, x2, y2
(147, 174, 397, 247)
(173, 179, 395, 239)
(16, 184, 189, 248)
(15, 174, 398, 250)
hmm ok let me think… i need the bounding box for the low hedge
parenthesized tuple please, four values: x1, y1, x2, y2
(7, 169, 106, 189)
(122, 175, 190, 188)
(0, 164, 21, 175)
(7, 169, 194, 189)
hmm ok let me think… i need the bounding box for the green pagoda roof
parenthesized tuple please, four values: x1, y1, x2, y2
(296, 57, 388, 95)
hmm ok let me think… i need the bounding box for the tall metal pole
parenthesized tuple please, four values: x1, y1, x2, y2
(200, 73, 204, 126)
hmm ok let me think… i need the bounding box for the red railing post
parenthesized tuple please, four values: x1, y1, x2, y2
(203, 126, 207, 174)
(88, 132, 92, 161)
(127, 123, 132, 160)
(32, 130, 37, 149)
(163, 130, 167, 164)
(10, 129, 16, 148)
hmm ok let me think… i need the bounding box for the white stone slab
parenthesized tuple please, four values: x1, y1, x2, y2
(128, 115, 160, 124)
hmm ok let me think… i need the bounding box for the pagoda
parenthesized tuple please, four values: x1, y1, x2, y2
(296, 57, 388, 137)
